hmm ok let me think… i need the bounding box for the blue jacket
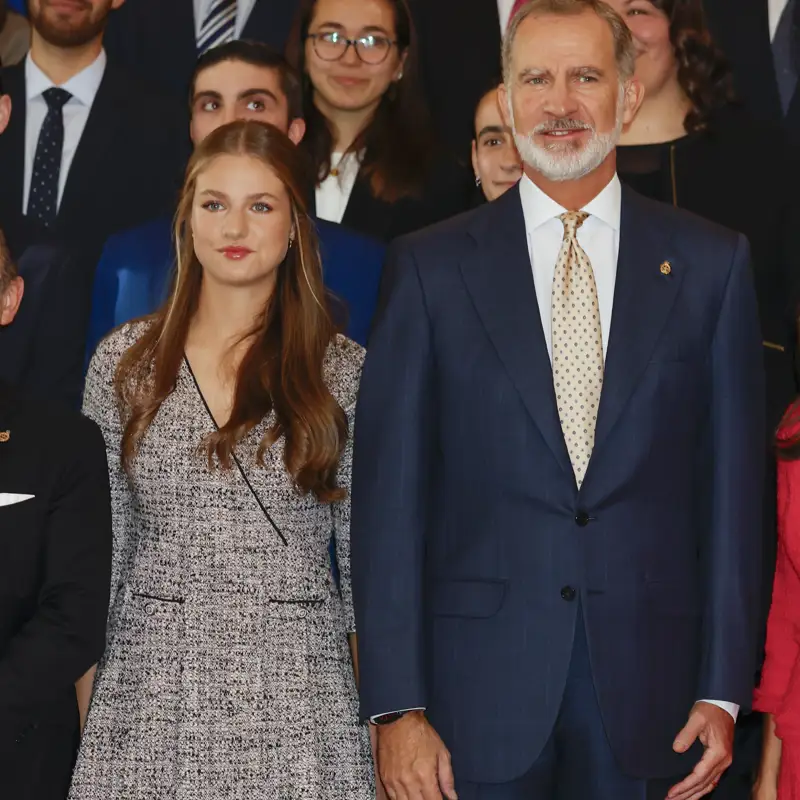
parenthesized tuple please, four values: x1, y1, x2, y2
(87, 215, 384, 359)
(351, 184, 765, 783)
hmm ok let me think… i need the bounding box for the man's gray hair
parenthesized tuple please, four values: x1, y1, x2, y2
(503, 0, 637, 87)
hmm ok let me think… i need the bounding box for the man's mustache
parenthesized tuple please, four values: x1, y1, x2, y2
(533, 119, 594, 134)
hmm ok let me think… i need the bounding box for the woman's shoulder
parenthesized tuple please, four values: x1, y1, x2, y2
(90, 318, 155, 370)
(324, 334, 365, 410)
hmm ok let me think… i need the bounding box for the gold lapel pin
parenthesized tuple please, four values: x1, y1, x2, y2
(0, 431, 9, 443)
(660, 261, 672, 276)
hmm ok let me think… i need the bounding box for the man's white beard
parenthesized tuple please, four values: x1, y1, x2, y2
(509, 88, 625, 182)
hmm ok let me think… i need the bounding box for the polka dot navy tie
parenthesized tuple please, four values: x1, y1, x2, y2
(551, 211, 604, 487)
(28, 87, 72, 227)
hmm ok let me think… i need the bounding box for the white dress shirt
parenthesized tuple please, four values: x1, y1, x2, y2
(315, 152, 361, 225)
(497, 0, 518, 31)
(519, 170, 739, 721)
(769, 0, 791, 40)
(23, 50, 107, 214)
(193, 0, 257, 39)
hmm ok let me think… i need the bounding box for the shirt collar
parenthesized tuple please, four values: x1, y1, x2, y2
(519, 170, 622, 232)
(25, 49, 107, 107)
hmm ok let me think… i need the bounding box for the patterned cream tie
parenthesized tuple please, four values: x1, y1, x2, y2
(551, 211, 604, 487)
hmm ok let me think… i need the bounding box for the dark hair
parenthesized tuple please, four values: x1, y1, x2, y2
(647, 0, 734, 132)
(190, 40, 304, 122)
(285, 0, 435, 202)
(116, 121, 348, 502)
(0, 1, 7, 36)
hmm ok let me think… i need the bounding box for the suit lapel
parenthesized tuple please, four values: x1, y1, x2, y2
(459, 187, 573, 478)
(244, 0, 300, 48)
(56, 65, 121, 232)
(591, 188, 684, 457)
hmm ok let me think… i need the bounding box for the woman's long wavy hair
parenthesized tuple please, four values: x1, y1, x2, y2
(648, 0, 735, 133)
(285, 0, 435, 202)
(115, 120, 348, 502)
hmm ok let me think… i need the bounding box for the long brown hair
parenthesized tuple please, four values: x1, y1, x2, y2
(115, 121, 348, 502)
(285, 0, 435, 202)
(647, 0, 735, 133)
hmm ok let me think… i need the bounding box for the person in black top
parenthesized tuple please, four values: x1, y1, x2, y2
(604, 1, 800, 797)
(0, 226, 112, 800)
(286, 0, 472, 242)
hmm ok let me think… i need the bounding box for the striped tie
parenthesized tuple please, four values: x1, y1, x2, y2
(197, 0, 237, 54)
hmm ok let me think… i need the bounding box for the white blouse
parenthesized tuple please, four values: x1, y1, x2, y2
(315, 152, 362, 225)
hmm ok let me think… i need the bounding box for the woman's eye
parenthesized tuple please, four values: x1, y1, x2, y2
(628, 7, 647, 14)
(251, 202, 271, 213)
(201, 200, 224, 211)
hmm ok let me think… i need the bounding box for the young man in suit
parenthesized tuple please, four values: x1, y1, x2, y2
(103, 0, 300, 101)
(0, 0, 187, 272)
(88, 41, 385, 355)
(704, 0, 800, 146)
(352, 0, 765, 798)
(0, 227, 112, 800)
(0, 61, 88, 408)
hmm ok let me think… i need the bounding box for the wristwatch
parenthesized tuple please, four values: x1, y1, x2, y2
(372, 710, 412, 726)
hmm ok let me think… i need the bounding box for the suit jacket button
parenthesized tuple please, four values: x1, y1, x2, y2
(145, 603, 156, 615)
(575, 511, 590, 527)
(561, 586, 576, 601)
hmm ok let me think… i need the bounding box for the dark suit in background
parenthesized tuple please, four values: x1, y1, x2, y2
(411, 0, 504, 161)
(705, 0, 800, 144)
(0, 59, 187, 273)
(0, 381, 111, 800)
(312, 156, 473, 244)
(0, 245, 89, 409)
(104, 0, 300, 101)
(352, 185, 764, 795)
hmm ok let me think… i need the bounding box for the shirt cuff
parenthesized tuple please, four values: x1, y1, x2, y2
(699, 699, 740, 722)
(369, 708, 426, 724)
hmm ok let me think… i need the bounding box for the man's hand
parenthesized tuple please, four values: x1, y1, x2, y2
(667, 701, 735, 800)
(376, 711, 457, 800)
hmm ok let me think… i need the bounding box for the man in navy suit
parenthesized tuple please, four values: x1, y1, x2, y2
(88, 41, 385, 356)
(351, 1, 765, 798)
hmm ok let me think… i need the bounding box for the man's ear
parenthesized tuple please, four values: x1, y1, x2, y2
(0, 95, 11, 136)
(0, 277, 24, 327)
(288, 118, 307, 145)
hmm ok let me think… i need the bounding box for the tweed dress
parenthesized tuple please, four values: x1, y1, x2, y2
(69, 323, 375, 800)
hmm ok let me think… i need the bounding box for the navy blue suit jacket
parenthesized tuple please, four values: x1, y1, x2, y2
(351, 184, 765, 783)
(86, 215, 384, 359)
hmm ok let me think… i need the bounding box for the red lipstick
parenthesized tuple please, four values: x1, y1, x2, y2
(219, 246, 253, 260)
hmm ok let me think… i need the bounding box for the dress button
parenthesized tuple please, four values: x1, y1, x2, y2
(561, 586, 576, 602)
(144, 602, 156, 616)
(575, 511, 590, 527)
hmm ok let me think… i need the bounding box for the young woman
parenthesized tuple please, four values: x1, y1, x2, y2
(69, 120, 374, 798)
(471, 85, 522, 203)
(754, 405, 800, 800)
(286, 0, 471, 242)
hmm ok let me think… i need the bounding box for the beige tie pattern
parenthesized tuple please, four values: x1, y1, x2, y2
(551, 211, 604, 487)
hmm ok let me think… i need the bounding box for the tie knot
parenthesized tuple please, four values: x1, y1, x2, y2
(559, 210, 589, 238)
(42, 87, 72, 111)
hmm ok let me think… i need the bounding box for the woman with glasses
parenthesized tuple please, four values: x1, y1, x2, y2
(286, 0, 472, 243)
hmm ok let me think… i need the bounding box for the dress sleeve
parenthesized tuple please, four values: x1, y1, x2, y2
(332, 399, 357, 634)
(81, 340, 137, 619)
(754, 458, 800, 714)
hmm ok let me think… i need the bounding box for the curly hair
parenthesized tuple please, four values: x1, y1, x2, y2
(650, 0, 735, 132)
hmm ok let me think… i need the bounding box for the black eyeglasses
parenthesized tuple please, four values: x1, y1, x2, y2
(306, 31, 397, 65)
